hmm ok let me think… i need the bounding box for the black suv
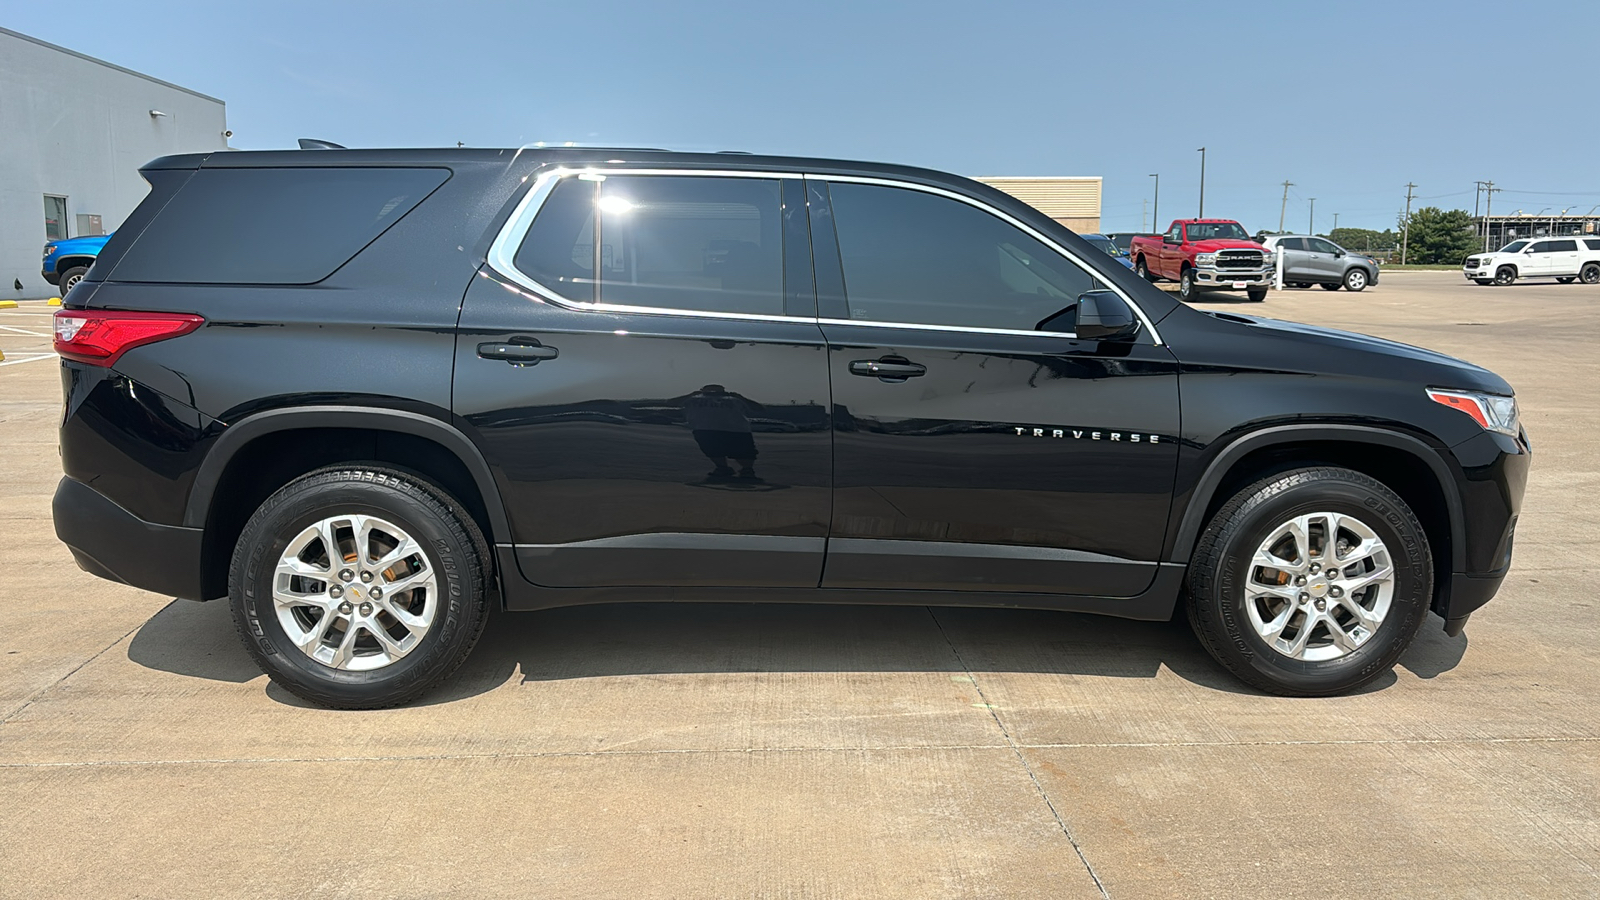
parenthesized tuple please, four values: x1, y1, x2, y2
(52, 147, 1528, 708)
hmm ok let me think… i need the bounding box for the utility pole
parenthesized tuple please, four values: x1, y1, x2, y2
(1308, 198, 1316, 235)
(1278, 180, 1294, 232)
(1401, 183, 1416, 265)
(1196, 147, 1206, 218)
(1483, 182, 1500, 252)
(1149, 174, 1160, 232)
(1333, 213, 1340, 233)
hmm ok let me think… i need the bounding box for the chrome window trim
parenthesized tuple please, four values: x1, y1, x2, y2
(818, 318, 1077, 340)
(485, 166, 1159, 344)
(809, 173, 1162, 345)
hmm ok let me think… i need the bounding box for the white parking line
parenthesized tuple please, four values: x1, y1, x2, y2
(0, 353, 55, 367)
(0, 325, 50, 336)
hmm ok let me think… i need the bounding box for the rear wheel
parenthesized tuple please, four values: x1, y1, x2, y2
(1495, 266, 1517, 286)
(59, 266, 89, 294)
(1344, 268, 1369, 292)
(229, 467, 491, 709)
(1136, 257, 1154, 282)
(1581, 263, 1600, 285)
(1186, 467, 1432, 696)
(1319, 283, 1341, 291)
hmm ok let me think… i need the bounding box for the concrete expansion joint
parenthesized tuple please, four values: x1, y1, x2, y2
(2, 734, 1597, 771)
(926, 607, 1111, 900)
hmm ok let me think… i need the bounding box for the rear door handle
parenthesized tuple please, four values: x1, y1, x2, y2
(849, 358, 926, 382)
(479, 340, 558, 365)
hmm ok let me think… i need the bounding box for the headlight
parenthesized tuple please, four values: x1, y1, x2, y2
(43, 245, 57, 257)
(1196, 253, 1217, 265)
(1261, 250, 1275, 264)
(1427, 388, 1520, 438)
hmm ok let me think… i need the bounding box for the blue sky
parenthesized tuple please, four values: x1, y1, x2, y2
(6, 0, 1599, 233)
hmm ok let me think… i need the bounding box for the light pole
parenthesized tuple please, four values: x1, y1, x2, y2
(1196, 147, 1206, 218)
(1149, 174, 1160, 233)
(1534, 208, 1550, 236)
(1333, 213, 1340, 233)
(1308, 198, 1316, 235)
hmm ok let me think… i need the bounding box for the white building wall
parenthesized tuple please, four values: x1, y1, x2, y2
(1, 27, 228, 298)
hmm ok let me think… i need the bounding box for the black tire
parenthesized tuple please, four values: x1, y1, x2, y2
(229, 466, 491, 709)
(1185, 467, 1432, 696)
(1246, 287, 1268, 302)
(1557, 277, 1576, 284)
(1290, 282, 1311, 289)
(1344, 268, 1370, 292)
(1474, 279, 1494, 286)
(59, 265, 89, 295)
(1582, 263, 1600, 285)
(1495, 266, 1516, 286)
(1179, 267, 1197, 300)
(1319, 282, 1341, 291)
(1135, 257, 1154, 282)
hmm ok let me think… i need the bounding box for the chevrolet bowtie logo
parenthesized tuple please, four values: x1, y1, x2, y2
(1013, 426, 1161, 444)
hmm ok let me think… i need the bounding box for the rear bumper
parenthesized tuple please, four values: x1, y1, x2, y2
(53, 476, 208, 600)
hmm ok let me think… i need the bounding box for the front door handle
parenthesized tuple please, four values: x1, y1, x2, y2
(479, 340, 558, 365)
(849, 357, 926, 382)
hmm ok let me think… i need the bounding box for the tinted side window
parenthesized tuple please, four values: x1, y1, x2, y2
(1309, 238, 1339, 254)
(1586, 238, 1600, 251)
(1550, 239, 1578, 252)
(108, 167, 448, 284)
(515, 174, 785, 316)
(1280, 237, 1306, 251)
(1531, 241, 1554, 253)
(827, 182, 1097, 332)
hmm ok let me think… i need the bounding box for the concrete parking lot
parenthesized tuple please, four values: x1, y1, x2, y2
(1, 273, 1596, 898)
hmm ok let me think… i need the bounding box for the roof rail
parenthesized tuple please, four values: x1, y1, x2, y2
(297, 138, 347, 150)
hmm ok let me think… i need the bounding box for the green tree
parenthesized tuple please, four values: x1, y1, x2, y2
(1399, 207, 1478, 264)
(1326, 227, 1397, 252)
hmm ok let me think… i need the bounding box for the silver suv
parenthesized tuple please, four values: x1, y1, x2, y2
(1260, 234, 1381, 292)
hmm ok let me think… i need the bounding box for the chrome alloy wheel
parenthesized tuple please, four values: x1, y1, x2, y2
(1346, 269, 1367, 290)
(1245, 511, 1394, 662)
(62, 271, 84, 292)
(273, 514, 438, 670)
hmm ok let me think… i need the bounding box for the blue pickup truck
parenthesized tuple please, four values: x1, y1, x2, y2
(42, 233, 112, 294)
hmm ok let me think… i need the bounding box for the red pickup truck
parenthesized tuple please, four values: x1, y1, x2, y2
(1130, 219, 1273, 302)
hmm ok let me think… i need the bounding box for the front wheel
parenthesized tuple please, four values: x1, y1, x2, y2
(1179, 268, 1198, 300)
(1495, 266, 1517, 286)
(229, 467, 491, 709)
(1344, 268, 1369, 292)
(59, 266, 89, 295)
(1246, 287, 1268, 302)
(1581, 263, 1600, 285)
(1185, 467, 1432, 696)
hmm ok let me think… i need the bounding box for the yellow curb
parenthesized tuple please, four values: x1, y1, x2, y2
(0, 349, 5, 361)
(48, 297, 61, 306)
(0, 300, 17, 309)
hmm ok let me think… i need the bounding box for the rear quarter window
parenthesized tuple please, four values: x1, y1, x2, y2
(106, 167, 449, 284)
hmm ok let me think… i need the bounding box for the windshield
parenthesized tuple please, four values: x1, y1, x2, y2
(1186, 222, 1250, 241)
(1498, 241, 1527, 253)
(1082, 235, 1124, 258)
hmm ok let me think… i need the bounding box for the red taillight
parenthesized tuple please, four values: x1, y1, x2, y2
(53, 309, 205, 366)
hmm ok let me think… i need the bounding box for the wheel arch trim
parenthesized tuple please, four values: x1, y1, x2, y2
(1166, 424, 1466, 572)
(183, 406, 512, 541)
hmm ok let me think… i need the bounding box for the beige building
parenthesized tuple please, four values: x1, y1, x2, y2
(974, 176, 1102, 233)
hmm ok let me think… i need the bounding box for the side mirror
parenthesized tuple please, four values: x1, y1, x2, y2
(1037, 290, 1140, 341)
(1164, 235, 1180, 244)
(1334, 249, 1345, 257)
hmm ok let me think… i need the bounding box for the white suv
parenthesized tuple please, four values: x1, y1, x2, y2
(1464, 236, 1600, 285)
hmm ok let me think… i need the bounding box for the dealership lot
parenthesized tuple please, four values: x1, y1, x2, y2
(1, 273, 1596, 897)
